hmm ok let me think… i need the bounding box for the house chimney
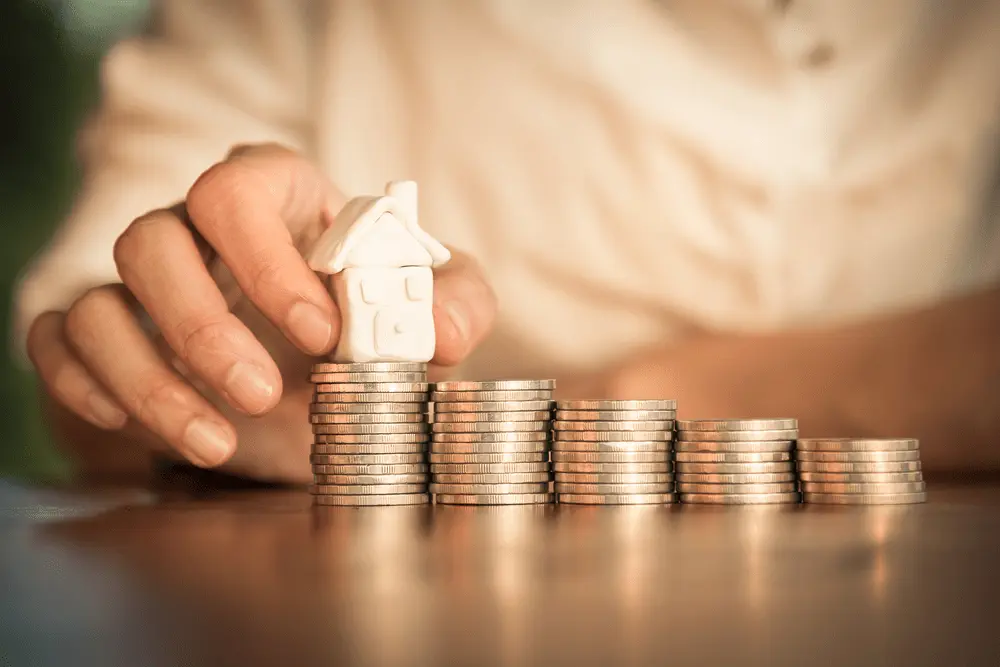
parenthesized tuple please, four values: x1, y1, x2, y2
(386, 180, 418, 226)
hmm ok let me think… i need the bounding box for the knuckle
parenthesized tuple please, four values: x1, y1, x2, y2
(113, 210, 168, 274)
(174, 313, 233, 360)
(26, 311, 63, 366)
(64, 286, 119, 340)
(131, 376, 183, 425)
(247, 254, 287, 301)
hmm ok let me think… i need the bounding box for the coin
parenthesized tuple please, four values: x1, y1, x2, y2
(551, 462, 673, 474)
(673, 472, 797, 484)
(553, 472, 675, 484)
(553, 420, 674, 432)
(429, 462, 550, 474)
(431, 431, 549, 443)
(312, 463, 429, 475)
(434, 493, 553, 505)
(432, 421, 550, 433)
(429, 452, 547, 464)
(556, 399, 677, 411)
(310, 372, 427, 383)
(313, 392, 429, 403)
(431, 472, 552, 484)
(310, 413, 426, 424)
(796, 438, 920, 452)
(434, 380, 556, 391)
(314, 432, 428, 444)
(679, 492, 800, 504)
(554, 482, 674, 494)
(674, 451, 792, 463)
(314, 473, 430, 485)
(557, 493, 676, 505)
(797, 471, 925, 483)
(553, 431, 672, 442)
(675, 462, 795, 474)
(551, 451, 671, 463)
(310, 453, 425, 465)
(433, 411, 552, 423)
(310, 402, 425, 413)
(313, 494, 430, 506)
(432, 400, 553, 413)
(550, 440, 671, 453)
(312, 443, 427, 455)
(313, 423, 430, 434)
(674, 441, 794, 453)
(312, 362, 428, 373)
(796, 461, 922, 473)
(314, 382, 430, 393)
(429, 482, 550, 495)
(554, 410, 676, 421)
(801, 492, 927, 504)
(676, 482, 798, 494)
(431, 390, 554, 402)
(677, 429, 798, 442)
(800, 481, 927, 494)
(430, 441, 550, 454)
(677, 418, 797, 431)
(309, 483, 427, 495)
(796, 450, 920, 463)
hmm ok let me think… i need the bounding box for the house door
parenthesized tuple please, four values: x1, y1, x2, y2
(373, 304, 435, 360)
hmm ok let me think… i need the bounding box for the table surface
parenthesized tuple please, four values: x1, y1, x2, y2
(1, 476, 999, 667)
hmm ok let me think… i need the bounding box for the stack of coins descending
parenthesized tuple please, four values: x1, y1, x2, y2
(552, 400, 677, 505)
(429, 380, 556, 505)
(797, 438, 927, 505)
(675, 419, 800, 505)
(309, 362, 431, 506)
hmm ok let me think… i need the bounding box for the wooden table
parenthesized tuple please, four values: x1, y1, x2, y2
(2, 476, 999, 666)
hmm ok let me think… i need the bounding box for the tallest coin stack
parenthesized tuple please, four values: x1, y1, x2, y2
(309, 362, 432, 505)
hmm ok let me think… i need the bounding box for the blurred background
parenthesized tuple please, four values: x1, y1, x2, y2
(1, 0, 148, 481)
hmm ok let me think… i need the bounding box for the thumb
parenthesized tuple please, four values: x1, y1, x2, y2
(431, 249, 497, 366)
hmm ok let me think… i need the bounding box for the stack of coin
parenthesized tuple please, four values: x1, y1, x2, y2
(429, 380, 556, 505)
(797, 438, 927, 504)
(309, 362, 431, 506)
(675, 419, 800, 505)
(552, 400, 677, 505)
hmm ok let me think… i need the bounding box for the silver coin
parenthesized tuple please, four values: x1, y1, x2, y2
(313, 392, 429, 403)
(674, 451, 792, 463)
(310, 412, 426, 424)
(553, 472, 675, 484)
(553, 420, 673, 432)
(674, 472, 797, 484)
(556, 399, 677, 411)
(430, 441, 549, 454)
(676, 418, 797, 432)
(313, 382, 430, 393)
(429, 462, 550, 475)
(429, 482, 550, 495)
(310, 372, 427, 383)
(674, 441, 794, 453)
(312, 443, 426, 455)
(313, 423, 430, 435)
(431, 472, 552, 484)
(313, 493, 430, 506)
(433, 380, 556, 391)
(552, 462, 673, 474)
(796, 438, 920, 452)
(676, 482, 798, 494)
(680, 492, 800, 505)
(797, 471, 924, 483)
(432, 421, 550, 433)
(434, 493, 553, 505)
(312, 463, 429, 475)
(314, 473, 430, 485)
(429, 452, 547, 464)
(678, 429, 798, 442)
(802, 492, 927, 505)
(314, 433, 428, 444)
(554, 482, 674, 495)
(796, 461, 922, 473)
(800, 481, 927, 494)
(675, 462, 795, 474)
(431, 390, 554, 402)
(432, 400, 554, 413)
(434, 411, 552, 423)
(796, 450, 921, 463)
(310, 402, 425, 413)
(551, 451, 671, 463)
(432, 431, 549, 443)
(312, 362, 428, 373)
(557, 493, 676, 505)
(310, 453, 425, 465)
(551, 440, 671, 453)
(553, 430, 672, 442)
(554, 410, 676, 422)
(309, 483, 427, 495)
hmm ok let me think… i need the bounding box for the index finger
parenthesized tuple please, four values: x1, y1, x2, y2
(185, 144, 343, 355)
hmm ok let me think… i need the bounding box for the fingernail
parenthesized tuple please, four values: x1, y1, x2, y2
(286, 301, 334, 354)
(87, 393, 128, 429)
(444, 302, 471, 341)
(182, 417, 235, 468)
(224, 361, 275, 414)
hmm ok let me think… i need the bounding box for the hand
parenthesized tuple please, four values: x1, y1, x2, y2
(27, 144, 497, 481)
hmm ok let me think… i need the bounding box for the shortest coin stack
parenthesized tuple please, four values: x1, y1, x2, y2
(675, 419, 800, 505)
(797, 438, 927, 505)
(553, 400, 677, 505)
(429, 380, 556, 505)
(309, 362, 431, 506)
